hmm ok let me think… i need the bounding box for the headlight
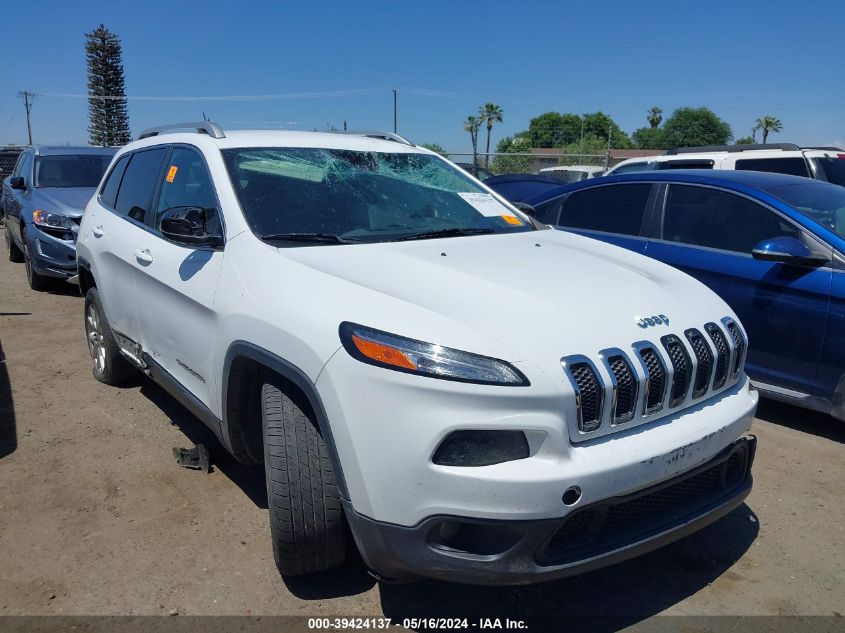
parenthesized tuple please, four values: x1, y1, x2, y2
(33, 209, 75, 230)
(339, 322, 529, 386)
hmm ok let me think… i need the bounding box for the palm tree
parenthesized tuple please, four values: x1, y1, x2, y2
(647, 106, 663, 129)
(479, 103, 504, 168)
(754, 115, 783, 143)
(464, 115, 481, 170)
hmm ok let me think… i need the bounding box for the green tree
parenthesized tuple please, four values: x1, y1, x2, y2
(754, 115, 783, 143)
(464, 115, 481, 168)
(528, 112, 581, 147)
(556, 134, 610, 167)
(479, 103, 504, 167)
(420, 143, 446, 155)
(632, 127, 668, 150)
(582, 111, 631, 148)
(647, 106, 663, 128)
(491, 134, 531, 174)
(734, 136, 755, 145)
(85, 24, 130, 146)
(662, 107, 733, 148)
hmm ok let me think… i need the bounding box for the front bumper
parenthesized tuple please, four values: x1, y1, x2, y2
(26, 224, 77, 279)
(347, 436, 755, 585)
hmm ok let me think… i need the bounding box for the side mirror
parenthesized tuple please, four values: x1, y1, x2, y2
(10, 177, 25, 190)
(512, 202, 536, 218)
(160, 206, 221, 247)
(752, 236, 826, 267)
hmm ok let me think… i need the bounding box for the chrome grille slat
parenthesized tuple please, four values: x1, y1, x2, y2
(562, 356, 604, 433)
(704, 322, 730, 390)
(634, 344, 668, 414)
(608, 354, 638, 423)
(722, 318, 747, 377)
(685, 328, 713, 399)
(661, 334, 692, 408)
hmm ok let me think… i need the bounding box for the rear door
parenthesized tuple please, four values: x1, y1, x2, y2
(533, 183, 657, 254)
(646, 183, 832, 393)
(88, 148, 168, 347)
(134, 145, 225, 412)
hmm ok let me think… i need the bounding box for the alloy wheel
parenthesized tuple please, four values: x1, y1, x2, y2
(86, 303, 106, 375)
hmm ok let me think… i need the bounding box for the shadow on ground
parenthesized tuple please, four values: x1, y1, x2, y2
(755, 397, 844, 443)
(138, 378, 269, 509)
(0, 337, 16, 458)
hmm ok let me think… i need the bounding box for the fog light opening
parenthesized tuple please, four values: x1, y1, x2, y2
(562, 486, 582, 506)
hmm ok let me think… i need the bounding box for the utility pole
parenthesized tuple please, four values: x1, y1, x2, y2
(18, 91, 34, 144)
(392, 88, 397, 133)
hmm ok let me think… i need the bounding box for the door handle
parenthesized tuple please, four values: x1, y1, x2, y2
(134, 248, 153, 264)
(92, 225, 104, 237)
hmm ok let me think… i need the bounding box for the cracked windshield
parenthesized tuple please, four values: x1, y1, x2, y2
(222, 148, 533, 243)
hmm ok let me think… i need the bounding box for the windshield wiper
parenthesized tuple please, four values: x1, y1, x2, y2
(258, 232, 360, 244)
(390, 227, 496, 242)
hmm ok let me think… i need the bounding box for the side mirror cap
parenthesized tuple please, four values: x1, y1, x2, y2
(512, 202, 536, 218)
(10, 177, 25, 190)
(752, 236, 826, 267)
(159, 206, 221, 247)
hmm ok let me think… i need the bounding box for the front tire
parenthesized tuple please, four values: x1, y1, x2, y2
(84, 287, 136, 385)
(262, 376, 346, 576)
(21, 228, 49, 291)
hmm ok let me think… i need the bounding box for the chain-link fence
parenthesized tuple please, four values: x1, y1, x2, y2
(445, 152, 610, 181)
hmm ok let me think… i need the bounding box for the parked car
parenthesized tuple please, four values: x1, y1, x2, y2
(3, 145, 117, 290)
(506, 169, 845, 420)
(537, 165, 605, 182)
(455, 162, 494, 180)
(483, 174, 563, 203)
(606, 143, 845, 187)
(77, 122, 757, 585)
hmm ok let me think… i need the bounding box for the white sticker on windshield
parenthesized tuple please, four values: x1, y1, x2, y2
(457, 192, 515, 217)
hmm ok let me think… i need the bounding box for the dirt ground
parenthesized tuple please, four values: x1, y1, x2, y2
(0, 248, 843, 624)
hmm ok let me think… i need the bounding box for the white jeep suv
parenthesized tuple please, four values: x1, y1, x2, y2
(608, 143, 845, 186)
(77, 122, 758, 584)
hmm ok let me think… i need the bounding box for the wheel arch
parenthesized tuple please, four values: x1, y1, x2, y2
(222, 341, 349, 499)
(77, 257, 96, 297)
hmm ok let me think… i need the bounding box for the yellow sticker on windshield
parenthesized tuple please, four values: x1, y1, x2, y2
(502, 215, 523, 225)
(165, 165, 178, 183)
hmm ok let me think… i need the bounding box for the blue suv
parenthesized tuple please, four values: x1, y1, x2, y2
(3, 146, 116, 290)
(491, 170, 845, 420)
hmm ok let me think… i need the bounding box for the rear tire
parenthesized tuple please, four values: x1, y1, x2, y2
(84, 287, 137, 385)
(262, 375, 346, 576)
(6, 226, 23, 263)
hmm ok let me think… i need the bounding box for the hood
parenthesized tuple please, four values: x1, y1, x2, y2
(278, 229, 735, 371)
(30, 187, 96, 218)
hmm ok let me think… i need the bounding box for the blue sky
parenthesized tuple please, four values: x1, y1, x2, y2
(2, 0, 843, 152)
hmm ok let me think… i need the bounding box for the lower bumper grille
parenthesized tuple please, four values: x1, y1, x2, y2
(539, 438, 754, 565)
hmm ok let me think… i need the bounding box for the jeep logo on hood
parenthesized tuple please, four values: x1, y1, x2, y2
(636, 314, 670, 328)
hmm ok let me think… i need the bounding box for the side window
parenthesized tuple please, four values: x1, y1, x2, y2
(533, 197, 564, 225)
(557, 184, 653, 236)
(16, 154, 32, 182)
(154, 147, 218, 231)
(734, 157, 810, 178)
(114, 148, 168, 223)
(662, 185, 800, 253)
(611, 162, 647, 175)
(99, 155, 129, 209)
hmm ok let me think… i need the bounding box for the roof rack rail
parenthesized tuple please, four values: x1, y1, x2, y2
(803, 146, 844, 152)
(665, 143, 800, 155)
(335, 130, 414, 146)
(138, 122, 225, 140)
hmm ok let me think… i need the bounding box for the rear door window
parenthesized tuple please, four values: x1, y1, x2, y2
(611, 162, 649, 174)
(114, 148, 168, 223)
(556, 184, 653, 236)
(734, 157, 810, 178)
(662, 184, 800, 253)
(99, 155, 129, 209)
(811, 155, 845, 187)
